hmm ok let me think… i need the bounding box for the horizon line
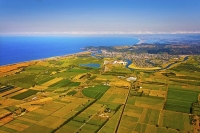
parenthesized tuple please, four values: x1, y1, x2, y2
(1, 31, 200, 36)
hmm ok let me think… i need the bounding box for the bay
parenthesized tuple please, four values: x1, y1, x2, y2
(0, 36, 139, 66)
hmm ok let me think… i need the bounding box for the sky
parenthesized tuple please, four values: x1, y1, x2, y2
(0, 0, 200, 35)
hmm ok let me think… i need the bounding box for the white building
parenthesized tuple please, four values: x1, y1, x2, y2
(126, 77, 137, 81)
(113, 60, 127, 65)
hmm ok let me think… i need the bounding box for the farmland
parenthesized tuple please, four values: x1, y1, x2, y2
(82, 85, 110, 99)
(0, 54, 199, 133)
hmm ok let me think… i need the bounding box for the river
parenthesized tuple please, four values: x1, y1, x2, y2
(125, 56, 189, 71)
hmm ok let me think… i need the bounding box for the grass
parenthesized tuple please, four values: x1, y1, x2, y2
(135, 123, 147, 133)
(68, 82, 80, 87)
(170, 78, 200, 86)
(135, 97, 164, 109)
(125, 104, 144, 114)
(48, 60, 64, 65)
(36, 76, 54, 85)
(53, 68, 90, 78)
(0, 126, 18, 132)
(144, 108, 159, 125)
(21, 111, 47, 121)
(0, 54, 197, 133)
(162, 111, 185, 131)
(21, 124, 54, 133)
(78, 123, 100, 132)
(127, 97, 137, 105)
(107, 103, 121, 111)
(8, 119, 33, 126)
(4, 106, 18, 112)
(70, 57, 103, 65)
(82, 85, 110, 99)
(165, 88, 198, 113)
(122, 115, 138, 122)
(167, 88, 198, 102)
(67, 90, 77, 96)
(11, 89, 38, 100)
(112, 66, 132, 73)
(52, 99, 96, 133)
(87, 117, 107, 126)
(25, 65, 49, 70)
(49, 79, 70, 87)
(171, 63, 200, 72)
(8, 74, 36, 88)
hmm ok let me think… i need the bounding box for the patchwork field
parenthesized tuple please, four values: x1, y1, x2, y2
(0, 55, 199, 133)
(82, 85, 110, 99)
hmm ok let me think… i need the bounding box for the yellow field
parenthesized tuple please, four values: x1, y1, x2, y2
(138, 88, 150, 95)
(35, 61, 50, 66)
(0, 109, 11, 118)
(144, 125, 157, 133)
(0, 114, 14, 126)
(0, 54, 197, 133)
(0, 87, 22, 97)
(41, 77, 63, 86)
(99, 86, 128, 104)
(31, 85, 48, 91)
(50, 118, 66, 129)
(17, 117, 37, 124)
(128, 63, 161, 70)
(109, 79, 130, 87)
(4, 123, 28, 132)
(4, 89, 28, 98)
(17, 97, 53, 111)
(149, 90, 166, 98)
(37, 115, 60, 127)
(51, 104, 77, 117)
(123, 111, 141, 118)
(0, 98, 23, 107)
(135, 102, 163, 110)
(0, 61, 36, 75)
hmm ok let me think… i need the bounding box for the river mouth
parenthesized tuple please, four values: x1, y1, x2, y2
(125, 60, 161, 71)
(125, 56, 189, 71)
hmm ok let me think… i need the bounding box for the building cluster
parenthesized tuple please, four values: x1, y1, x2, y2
(101, 50, 181, 68)
(103, 60, 127, 66)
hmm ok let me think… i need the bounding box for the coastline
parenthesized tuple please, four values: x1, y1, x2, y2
(0, 36, 139, 66)
(0, 51, 91, 77)
(0, 51, 90, 67)
(136, 39, 146, 44)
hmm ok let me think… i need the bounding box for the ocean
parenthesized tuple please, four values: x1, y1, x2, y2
(0, 36, 139, 66)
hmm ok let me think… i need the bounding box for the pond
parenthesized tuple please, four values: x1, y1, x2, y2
(80, 63, 100, 68)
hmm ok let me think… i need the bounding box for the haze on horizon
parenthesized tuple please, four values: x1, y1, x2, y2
(0, 0, 200, 35)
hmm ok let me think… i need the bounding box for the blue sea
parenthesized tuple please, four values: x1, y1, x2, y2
(0, 36, 139, 66)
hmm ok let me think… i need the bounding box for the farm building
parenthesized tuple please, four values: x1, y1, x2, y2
(126, 77, 137, 81)
(113, 60, 127, 65)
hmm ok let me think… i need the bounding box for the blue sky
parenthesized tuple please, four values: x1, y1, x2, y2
(0, 0, 200, 34)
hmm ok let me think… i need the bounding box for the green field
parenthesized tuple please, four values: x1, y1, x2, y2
(48, 79, 70, 87)
(82, 85, 110, 99)
(52, 67, 90, 78)
(165, 87, 198, 113)
(161, 110, 191, 132)
(11, 89, 38, 100)
(0, 55, 199, 133)
(67, 90, 77, 96)
(36, 76, 54, 85)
